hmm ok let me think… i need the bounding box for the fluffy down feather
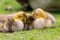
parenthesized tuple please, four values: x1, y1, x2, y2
(0, 11, 27, 32)
(31, 8, 56, 29)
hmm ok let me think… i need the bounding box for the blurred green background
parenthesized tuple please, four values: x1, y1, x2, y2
(0, 0, 23, 14)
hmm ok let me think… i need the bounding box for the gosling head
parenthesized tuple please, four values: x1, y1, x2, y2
(32, 8, 47, 19)
(13, 11, 27, 23)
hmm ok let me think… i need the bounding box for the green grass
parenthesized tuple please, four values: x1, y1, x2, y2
(0, 0, 23, 14)
(0, 0, 60, 40)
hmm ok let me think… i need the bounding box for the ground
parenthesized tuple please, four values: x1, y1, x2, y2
(0, 0, 60, 40)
